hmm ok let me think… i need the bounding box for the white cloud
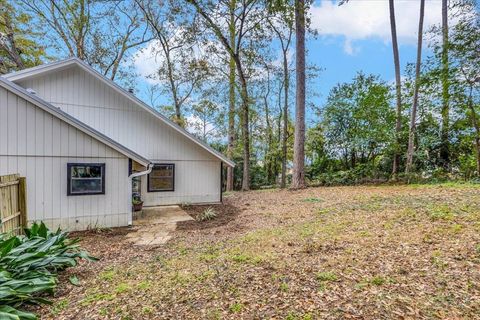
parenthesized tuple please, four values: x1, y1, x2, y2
(310, 0, 444, 53)
(132, 40, 163, 85)
(343, 38, 360, 56)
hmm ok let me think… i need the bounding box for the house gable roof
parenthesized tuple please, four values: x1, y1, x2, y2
(4, 58, 235, 167)
(0, 77, 151, 167)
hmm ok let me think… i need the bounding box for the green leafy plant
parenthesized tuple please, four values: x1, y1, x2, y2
(0, 222, 97, 319)
(197, 207, 217, 221)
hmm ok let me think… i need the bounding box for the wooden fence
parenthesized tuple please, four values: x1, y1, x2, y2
(0, 174, 27, 235)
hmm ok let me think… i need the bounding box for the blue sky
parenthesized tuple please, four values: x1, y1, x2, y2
(307, 0, 443, 110)
(131, 0, 446, 126)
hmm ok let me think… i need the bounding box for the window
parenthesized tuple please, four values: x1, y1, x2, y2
(148, 164, 174, 192)
(67, 163, 105, 195)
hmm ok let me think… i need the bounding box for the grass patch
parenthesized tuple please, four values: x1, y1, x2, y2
(279, 282, 289, 292)
(316, 272, 338, 282)
(50, 298, 69, 316)
(115, 283, 131, 294)
(198, 245, 221, 262)
(369, 276, 386, 286)
(230, 252, 264, 265)
(302, 197, 322, 203)
(137, 281, 152, 290)
(450, 224, 463, 233)
(81, 292, 115, 306)
(229, 302, 244, 313)
(429, 205, 455, 221)
(100, 268, 116, 281)
(142, 306, 154, 314)
(285, 312, 314, 320)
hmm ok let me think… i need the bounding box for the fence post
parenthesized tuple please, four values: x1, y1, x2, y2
(18, 177, 27, 232)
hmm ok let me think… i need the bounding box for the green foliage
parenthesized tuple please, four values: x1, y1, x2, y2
(0, 0, 46, 74)
(0, 222, 97, 319)
(0, 305, 37, 320)
(197, 207, 217, 221)
(306, 72, 396, 185)
(322, 72, 395, 168)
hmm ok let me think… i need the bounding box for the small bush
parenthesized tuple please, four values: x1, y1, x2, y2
(197, 207, 217, 221)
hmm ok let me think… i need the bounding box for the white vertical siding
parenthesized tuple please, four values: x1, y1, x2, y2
(141, 160, 221, 206)
(0, 86, 130, 231)
(16, 66, 222, 205)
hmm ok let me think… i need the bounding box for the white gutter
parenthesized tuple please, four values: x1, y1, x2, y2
(127, 163, 154, 226)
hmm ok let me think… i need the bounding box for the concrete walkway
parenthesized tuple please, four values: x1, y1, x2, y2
(125, 205, 193, 246)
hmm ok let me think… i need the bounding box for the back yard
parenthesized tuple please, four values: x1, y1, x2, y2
(39, 184, 480, 319)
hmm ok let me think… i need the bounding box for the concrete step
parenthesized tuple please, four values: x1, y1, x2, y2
(133, 205, 194, 225)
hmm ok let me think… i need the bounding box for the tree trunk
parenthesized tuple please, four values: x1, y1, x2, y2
(405, 0, 425, 175)
(264, 94, 274, 184)
(226, 0, 236, 191)
(389, 0, 402, 177)
(236, 60, 250, 191)
(292, 0, 306, 189)
(281, 50, 289, 188)
(440, 0, 450, 170)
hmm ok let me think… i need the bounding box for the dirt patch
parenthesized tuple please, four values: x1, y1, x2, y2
(177, 202, 241, 230)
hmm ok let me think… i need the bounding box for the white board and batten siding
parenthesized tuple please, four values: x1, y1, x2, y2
(16, 65, 222, 206)
(0, 85, 130, 231)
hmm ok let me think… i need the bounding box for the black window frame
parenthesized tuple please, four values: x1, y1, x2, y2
(147, 163, 175, 192)
(67, 163, 106, 196)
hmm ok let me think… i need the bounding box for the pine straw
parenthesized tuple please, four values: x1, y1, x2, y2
(38, 184, 480, 319)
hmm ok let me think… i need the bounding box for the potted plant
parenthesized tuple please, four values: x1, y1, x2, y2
(132, 193, 143, 212)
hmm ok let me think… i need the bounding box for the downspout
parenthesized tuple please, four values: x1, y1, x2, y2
(127, 162, 153, 226)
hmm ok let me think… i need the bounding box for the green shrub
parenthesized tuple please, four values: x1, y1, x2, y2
(0, 222, 97, 319)
(197, 207, 217, 221)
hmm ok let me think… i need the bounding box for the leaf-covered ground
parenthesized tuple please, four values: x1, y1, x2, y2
(38, 184, 480, 319)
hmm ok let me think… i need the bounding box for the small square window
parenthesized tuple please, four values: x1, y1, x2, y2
(148, 164, 174, 192)
(67, 163, 105, 195)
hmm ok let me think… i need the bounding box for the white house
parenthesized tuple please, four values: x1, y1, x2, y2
(0, 58, 234, 231)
